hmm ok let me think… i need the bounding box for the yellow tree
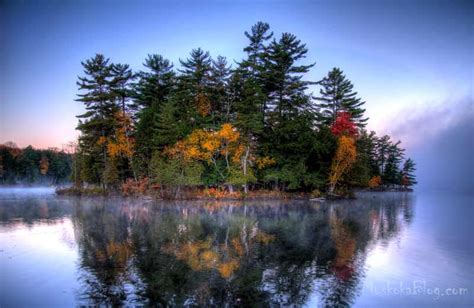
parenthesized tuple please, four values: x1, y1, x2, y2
(329, 135, 357, 194)
(167, 123, 257, 193)
(107, 111, 136, 180)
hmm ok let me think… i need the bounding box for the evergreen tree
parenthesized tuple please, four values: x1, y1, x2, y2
(68, 23, 415, 194)
(210, 56, 232, 123)
(238, 22, 273, 121)
(132, 54, 175, 111)
(232, 71, 265, 140)
(76, 54, 117, 186)
(177, 48, 214, 127)
(347, 130, 378, 187)
(17, 146, 40, 183)
(110, 63, 135, 113)
(259, 31, 317, 190)
(401, 158, 417, 187)
(374, 135, 391, 175)
(316, 68, 368, 126)
(232, 22, 273, 156)
(382, 141, 405, 186)
(133, 55, 176, 174)
(265, 32, 315, 115)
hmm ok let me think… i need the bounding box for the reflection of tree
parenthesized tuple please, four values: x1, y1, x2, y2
(72, 199, 134, 306)
(67, 192, 415, 306)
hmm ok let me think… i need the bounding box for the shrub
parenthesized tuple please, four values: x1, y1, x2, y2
(121, 177, 149, 196)
(368, 176, 382, 188)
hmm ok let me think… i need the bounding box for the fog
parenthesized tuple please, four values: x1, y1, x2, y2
(387, 97, 473, 193)
(0, 187, 56, 198)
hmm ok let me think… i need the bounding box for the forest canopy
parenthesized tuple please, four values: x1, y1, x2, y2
(5, 22, 415, 195)
(0, 142, 72, 185)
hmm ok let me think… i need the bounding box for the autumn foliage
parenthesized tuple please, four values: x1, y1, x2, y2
(39, 156, 49, 175)
(331, 111, 358, 138)
(107, 111, 135, 159)
(121, 177, 149, 196)
(368, 175, 382, 188)
(329, 135, 357, 193)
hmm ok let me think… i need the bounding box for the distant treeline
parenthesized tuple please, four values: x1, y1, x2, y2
(70, 22, 415, 196)
(0, 142, 72, 185)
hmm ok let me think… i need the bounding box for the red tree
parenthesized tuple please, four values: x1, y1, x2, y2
(331, 111, 358, 138)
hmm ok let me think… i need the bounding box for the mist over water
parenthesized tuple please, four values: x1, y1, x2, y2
(385, 97, 474, 193)
(0, 189, 472, 306)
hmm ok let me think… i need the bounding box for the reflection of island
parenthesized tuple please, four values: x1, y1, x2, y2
(67, 192, 414, 306)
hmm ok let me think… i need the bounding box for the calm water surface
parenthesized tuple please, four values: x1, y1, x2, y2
(0, 188, 472, 307)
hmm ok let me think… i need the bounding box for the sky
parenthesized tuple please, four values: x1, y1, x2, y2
(1, 0, 473, 190)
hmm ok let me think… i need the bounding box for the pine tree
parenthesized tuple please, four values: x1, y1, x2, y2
(232, 71, 265, 139)
(316, 68, 368, 127)
(258, 31, 317, 190)
(238, 22, 273, 119)
(265, 32, 315, 115)
(134, 97, 188, 176)
(347, 130, 377, 187)
(374, 135, 391, 175)
(179, 48, 213, 92)
(110, 63, 135, 113)
(132, 54, 175, 111)
(382, 141, 405, 186)
(401, 158, 417, 187)
(210, 56, 232, 123)
(76, 54, 117, 186)
(178, 48, 214, 128)
(132, 55, 176, 174)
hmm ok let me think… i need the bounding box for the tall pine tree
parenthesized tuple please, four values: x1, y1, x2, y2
(401, 158, 417, 187)
(76, 54, 117, 185)
(316, 68, 368, 127)
(260, 32, 318, 190)
(132, 54, 175, 111)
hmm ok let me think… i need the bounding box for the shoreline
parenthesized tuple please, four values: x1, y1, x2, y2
(54, 186, 414, 201)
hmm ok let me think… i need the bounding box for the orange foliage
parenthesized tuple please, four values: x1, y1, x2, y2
(218, 260, 239, 278)
(255, 156, 276, 170)
(162, 228, 275, 279)
(256, 231, 276, 245)
(97, 136, 107, 146)
(121, 177, 149, 196)
(39, 156, 49, 175)
(204, 187, 241, 199)
(166, 123, 247, 172)
(368, 175, 382, 188)
(95, 240, 132, 269)
(231, 237, 245, 256)
(330, 216, 356, 272)
(329, 136, 357, 193)
(107, 111, 135, 159)
(195, 93, 211, 116)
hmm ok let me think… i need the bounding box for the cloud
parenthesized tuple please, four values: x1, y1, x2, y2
(382, 96, 473, 192)
(381, 96, 473, 150)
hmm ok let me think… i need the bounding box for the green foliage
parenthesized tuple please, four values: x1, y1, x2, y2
(316, 67, 368, 127)
(149, 152, 203, 188)
(382, 141, 405, 186)
(70, 22, 414, 194)
(401, 158, 417, 187)
(227, 165, 256, 186)
(0, 143, 72, 184)
(103, 158, 120, 187)
(132, 54, 175, 111)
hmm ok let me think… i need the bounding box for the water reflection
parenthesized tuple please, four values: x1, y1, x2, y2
(0, 193, 416, 306)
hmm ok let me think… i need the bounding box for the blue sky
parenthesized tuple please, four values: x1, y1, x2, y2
(1, 0, 473, 189)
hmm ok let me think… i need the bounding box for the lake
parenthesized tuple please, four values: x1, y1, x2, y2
(0, 188, 472, 307)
